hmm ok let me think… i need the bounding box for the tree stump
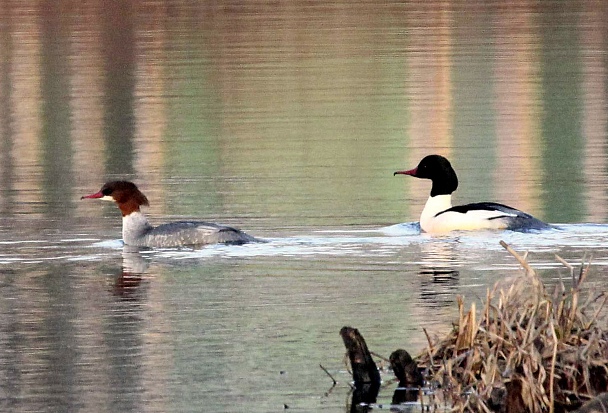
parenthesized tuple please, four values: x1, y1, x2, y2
(340, 326, 381, 411)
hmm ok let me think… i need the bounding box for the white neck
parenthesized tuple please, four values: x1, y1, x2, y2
(122, 211, 153, 246)
(419, 195, 452, 233)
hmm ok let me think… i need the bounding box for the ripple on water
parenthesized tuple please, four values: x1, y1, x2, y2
(1, 223, 608, 265)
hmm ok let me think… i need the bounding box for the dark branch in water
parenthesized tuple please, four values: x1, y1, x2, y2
(319, 364, 336, 386)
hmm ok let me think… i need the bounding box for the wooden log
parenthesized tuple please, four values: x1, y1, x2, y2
(340, 326, 381, 410)
(340, 326, 381, 385)
(389, 349, 423, 404)
(389, 349, 423, 387)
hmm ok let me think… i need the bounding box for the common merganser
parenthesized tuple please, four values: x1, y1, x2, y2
(394, 155, 551, 234)
(82, 181, 260, 247)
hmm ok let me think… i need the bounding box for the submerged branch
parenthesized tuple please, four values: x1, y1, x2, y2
(319, 364, 337, 386)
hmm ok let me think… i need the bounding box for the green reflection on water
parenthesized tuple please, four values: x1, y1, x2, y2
(540, 8, 584, 223)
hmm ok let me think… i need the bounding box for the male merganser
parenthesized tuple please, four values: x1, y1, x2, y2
(394, 155, 551, 234)
(82, 181, 260, 247)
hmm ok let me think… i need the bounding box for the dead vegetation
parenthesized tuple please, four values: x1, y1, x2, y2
(417, 241, 608, 412)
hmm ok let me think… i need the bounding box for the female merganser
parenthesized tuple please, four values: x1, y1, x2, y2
(82, 181, 260, 247)
(394, 155, 551, 234)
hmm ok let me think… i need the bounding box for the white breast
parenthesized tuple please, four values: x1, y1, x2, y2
(427, 210, 511, 233)
(419, 195, 512, 234)
(419, 195, 452, 233)
(122, 212, 153, 245)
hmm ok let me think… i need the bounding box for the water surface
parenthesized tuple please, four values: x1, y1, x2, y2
(1, 1, 608, 412)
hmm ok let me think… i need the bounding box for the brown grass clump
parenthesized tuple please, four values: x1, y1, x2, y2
(417, 241, 608, 412)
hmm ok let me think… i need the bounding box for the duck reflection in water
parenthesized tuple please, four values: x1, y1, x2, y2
(111, 246, 149, 299)
(417, 241, 460, 308)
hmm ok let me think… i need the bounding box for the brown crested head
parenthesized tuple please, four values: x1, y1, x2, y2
(82, 181, 149, 216)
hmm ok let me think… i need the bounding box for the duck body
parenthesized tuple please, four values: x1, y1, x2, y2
(83, 181, 260, 247)
(395, 155, 551, 234)
(122, 212, 258, 247)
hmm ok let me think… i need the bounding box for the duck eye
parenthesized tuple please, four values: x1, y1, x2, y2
(102, 188, 112, 196)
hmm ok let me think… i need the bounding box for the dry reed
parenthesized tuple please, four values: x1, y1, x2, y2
(417, 241, 608, 412)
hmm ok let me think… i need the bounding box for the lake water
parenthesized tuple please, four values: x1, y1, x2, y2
(1, 1, 608, 412)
